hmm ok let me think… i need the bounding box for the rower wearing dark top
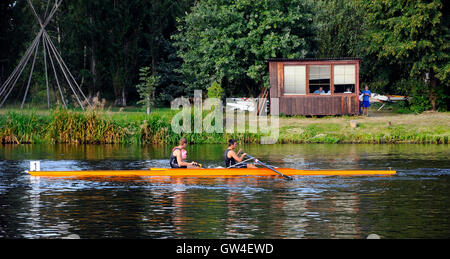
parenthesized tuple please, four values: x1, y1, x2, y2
(224, 139, 257, 168)
(170, 138, 200, 168)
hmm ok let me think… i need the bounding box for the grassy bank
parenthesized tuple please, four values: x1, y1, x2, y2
(0, 108, 261, 144)
(1, 107, 449, 144)
(278, 112, 450, 144)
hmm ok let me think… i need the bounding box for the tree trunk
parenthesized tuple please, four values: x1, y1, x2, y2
(243, 80, 253, 97)
(89, 16, 96, 98)
(80, 45, 86, 88)
(89, 46, 96, 98)
(55, 11, 61, 46)
(122, 86, 127, 107)
(113, 68, 126, 107)
(0, 64, 3, 86)
(429, 74, 437, 111)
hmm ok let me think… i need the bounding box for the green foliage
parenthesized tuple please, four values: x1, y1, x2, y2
(207, 82, 224, 99)
(1, 0, 448, 112)
(1, 0, 194, 107)
(314, 0, 364, 58)
(136, 66, 160, 114)
(358, 0, 449, 111)
(173, 0, 316, 96)
(391, 78, 431, 113)
(361, 0, 447, 73)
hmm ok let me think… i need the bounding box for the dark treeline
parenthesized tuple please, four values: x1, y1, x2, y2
(0, 0, 448, 112)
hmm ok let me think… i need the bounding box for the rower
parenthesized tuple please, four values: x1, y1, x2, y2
(170, 138, 200, 168)
(224, 139, 257, 168)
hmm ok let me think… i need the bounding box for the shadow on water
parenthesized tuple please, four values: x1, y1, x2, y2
(0, 143, 449, 238)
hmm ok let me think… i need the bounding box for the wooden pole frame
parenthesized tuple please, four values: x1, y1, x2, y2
(0, 0, 91, 109)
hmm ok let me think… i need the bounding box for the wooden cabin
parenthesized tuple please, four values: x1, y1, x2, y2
(268, 58, 360, 116)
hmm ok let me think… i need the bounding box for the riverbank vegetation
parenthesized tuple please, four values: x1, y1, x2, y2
(0, 108, 261, 144)
(0, 0, 448, 112)
(1, 0, 448, 144)
(1, 107, 448, 144)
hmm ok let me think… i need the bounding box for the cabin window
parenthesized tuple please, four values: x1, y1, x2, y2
(309, 65, 330, 94)
(284, 65, 306, 95)
(333, 65, 355, 93)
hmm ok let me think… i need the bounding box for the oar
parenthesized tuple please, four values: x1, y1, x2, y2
(227, 157, 254, 168)
(245, 154, 293, 180)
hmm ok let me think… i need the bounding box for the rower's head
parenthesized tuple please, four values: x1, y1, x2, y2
(179, 137, 187, 148)
(228, 139, 237, 149)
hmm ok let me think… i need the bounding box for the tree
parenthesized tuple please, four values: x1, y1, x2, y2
(173, 0, 316, 97)
(136, 66, 159, 114)
(1, 0, 196, 107)
(207, 81, 224, 99)
(359, 0, 449, 111)
(0, 0, 35, 96)
(140, 0, 195, 105)
(56, 0, 195, 107)
(314, 0, 364, 58)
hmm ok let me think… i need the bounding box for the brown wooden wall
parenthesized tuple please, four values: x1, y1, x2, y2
(269, 59, 360, 116)
(278, 95, 359, 116)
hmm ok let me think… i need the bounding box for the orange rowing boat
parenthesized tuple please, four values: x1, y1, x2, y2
(27, 167, 396, 177)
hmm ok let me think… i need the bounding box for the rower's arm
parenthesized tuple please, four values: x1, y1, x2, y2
(175, 150, 191, 166)
(229, 150, 244, 162)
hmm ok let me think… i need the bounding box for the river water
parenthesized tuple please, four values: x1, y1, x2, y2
(0, 144, 449, 239)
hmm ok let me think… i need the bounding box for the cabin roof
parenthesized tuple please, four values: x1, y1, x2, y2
(266, 57, 361, 62)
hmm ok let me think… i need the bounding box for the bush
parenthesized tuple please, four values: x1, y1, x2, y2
(207, 82, 224, 99)
(392, 78, 431, 113)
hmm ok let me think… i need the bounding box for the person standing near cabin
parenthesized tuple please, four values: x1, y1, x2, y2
(314, 87, 325, 94)
(224, 139, 257, 168)
(170, 138, 200, 168)
(362, 84, 372, 116)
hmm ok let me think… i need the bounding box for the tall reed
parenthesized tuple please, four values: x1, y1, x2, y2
(0, 108, 262, 144)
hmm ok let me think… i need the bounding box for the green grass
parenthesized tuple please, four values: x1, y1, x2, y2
(278, 119, 449, 144)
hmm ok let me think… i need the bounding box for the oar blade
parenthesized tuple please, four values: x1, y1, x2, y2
(245, 154, 293, 180)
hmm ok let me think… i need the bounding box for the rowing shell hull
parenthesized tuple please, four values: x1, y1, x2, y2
(27, 168, 396, 177)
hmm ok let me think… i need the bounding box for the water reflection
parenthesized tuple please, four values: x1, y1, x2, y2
(2, 143, 448, 169)
(0, 143, 449, 238)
